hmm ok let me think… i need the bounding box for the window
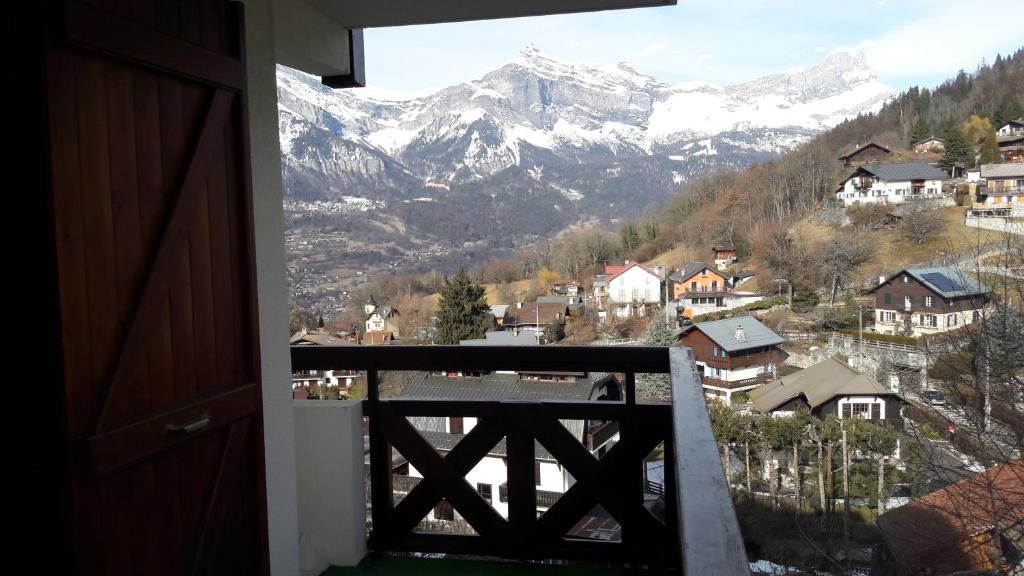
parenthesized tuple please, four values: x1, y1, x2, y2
(691, 281, 697, 291)
(925, 296, 933, 307)
(450, 416, 463, 434)
(974, 310, 981, 322)
(903, 276, 909, 283)
(920, 314, 937, 327)
(884, 293, 891, 305)
(947, 314, 958, 327)
(477, 483, 492, 504)
(434, 500, 454, 521)
(712, 347, 718, 357)
(904, 296, 912, 309)
(535, 461, 542, 486)
(842, 403, 873, 420)
(711, 280, 718, 290)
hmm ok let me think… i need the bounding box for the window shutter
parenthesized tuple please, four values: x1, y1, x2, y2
(871, 404, 881, 420)
(842, 404, 852, 418)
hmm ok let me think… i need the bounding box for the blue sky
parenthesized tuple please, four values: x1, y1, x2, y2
(363, 0, 1024, 94)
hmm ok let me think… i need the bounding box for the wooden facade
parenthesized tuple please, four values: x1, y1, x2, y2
(839, 142, 892, 167)
(679, 327, 782, 381)
(874, 274, 989, 315)
(37, 1, 268, 573)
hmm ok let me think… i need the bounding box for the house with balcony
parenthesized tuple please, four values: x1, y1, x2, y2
(393, 371, 622, 524)
(974, 163, 1024, 210)
(836, 162, 948, 206)
(872, 267, 991, 337)
(997, 120, 1024, 162)
(671, 262, 764, 320)
(712, 245, 737, 269)
(34, 1, 755, 575)
(678, 317, 786, 404)
(750, 358, 904, 426)
(592, 261, 664, 318)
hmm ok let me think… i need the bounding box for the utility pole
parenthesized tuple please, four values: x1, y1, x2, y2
(842, 421, 851, 566)
(858, 305, 864, 361)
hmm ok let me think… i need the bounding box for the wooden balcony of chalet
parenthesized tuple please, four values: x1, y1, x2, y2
(291, 345, 750, 575)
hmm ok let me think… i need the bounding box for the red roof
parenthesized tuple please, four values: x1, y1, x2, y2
(877, 459, 1024, 574)
(605, 262, 660, 283)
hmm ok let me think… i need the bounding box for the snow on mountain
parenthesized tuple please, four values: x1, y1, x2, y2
(277, 45, 893, 251)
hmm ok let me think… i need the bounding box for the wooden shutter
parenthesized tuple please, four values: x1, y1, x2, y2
(46, 2, 268, 574)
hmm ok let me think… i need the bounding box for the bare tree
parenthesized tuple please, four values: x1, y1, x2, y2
(900, 205, 942, 244)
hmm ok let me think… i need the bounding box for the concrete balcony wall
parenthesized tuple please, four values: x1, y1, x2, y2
(294, 400, 367, 575)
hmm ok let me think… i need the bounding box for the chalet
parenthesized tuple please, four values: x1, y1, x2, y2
(592, 261, 663, 318)
(670, 262, 762, 319)
(872, 267, 991, 337)
(838, 142, 892, 167)
(670, 262, 729, 299)
(395, 371, 622, 522)
(503, 301, 568, 341)
(749, 358, 903, 427)
(998, 120, 1024, 163)
(910, 137, 944, 154)
(836, 162, 947, 206)
(678, 317, 786, 404)
(877, 460, 1024, 576)
(975, 163, 1024, 208)
(997, 118, 1024, 137)
(365, 304, 401, 338)
(712, 245, 737, 269)
(289, 330, 358, 398)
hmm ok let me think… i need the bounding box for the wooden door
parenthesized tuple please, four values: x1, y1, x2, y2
(46, 1, 268, 574)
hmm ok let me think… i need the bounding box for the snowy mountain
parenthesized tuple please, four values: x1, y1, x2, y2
(277, 46, 892, 267)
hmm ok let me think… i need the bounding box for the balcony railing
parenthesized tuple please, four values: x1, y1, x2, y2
(291, 345, 749, 574)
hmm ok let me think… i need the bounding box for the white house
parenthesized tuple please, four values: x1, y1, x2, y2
(365, 305, 400, 338)
(836, 162, 948, 206)
(997, 119, 1024, 137)
(594, 262, 663, 318)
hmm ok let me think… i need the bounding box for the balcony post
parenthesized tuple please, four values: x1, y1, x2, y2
(366, 366, 393, 551)
(669, 348, 750, 575)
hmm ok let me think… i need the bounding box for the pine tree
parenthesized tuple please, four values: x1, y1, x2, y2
(635, 315, 676, 399)
(980, 124, 1002, 165)
(435, 268, 491, 345)
(939, 125, 972, 172)
(908, 114, 930, 145)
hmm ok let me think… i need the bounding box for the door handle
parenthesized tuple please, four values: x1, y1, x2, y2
(166, 415, 211, 436)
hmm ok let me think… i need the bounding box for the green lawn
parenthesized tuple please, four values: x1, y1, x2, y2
(324, 556, 650, 576)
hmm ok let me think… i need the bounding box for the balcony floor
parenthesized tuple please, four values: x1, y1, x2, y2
(325, 556, 665, 576)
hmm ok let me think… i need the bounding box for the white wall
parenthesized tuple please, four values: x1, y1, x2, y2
(837, 178, 944, 205)
(246, 1, 300, 574)
(294, 401, 367, 574)
(608, 266, 661, 304)
(875, 307, 983, 337)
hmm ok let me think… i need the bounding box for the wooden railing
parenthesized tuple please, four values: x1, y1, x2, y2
(291, 345, 750, 575)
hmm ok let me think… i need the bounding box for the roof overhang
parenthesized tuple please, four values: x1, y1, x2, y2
(273, 0, 676, 87)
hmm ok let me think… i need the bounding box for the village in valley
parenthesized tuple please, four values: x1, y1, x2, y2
(289, 111, 1024, 574)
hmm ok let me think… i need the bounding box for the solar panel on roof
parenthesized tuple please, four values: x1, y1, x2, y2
(921, 272, 964, 293)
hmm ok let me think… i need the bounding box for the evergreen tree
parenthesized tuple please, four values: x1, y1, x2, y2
(994, 95, 1023, 127)
(980, 124, 1002, 165)
(635, 314, 676, 399)
(435, 268, 491, 344)
(939, 125, 972, 172)
(908, 114, 930, 145)
(620, 222, 641, 256)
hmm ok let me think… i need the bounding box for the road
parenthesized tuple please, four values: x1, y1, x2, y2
(904, 389, 1020, 459)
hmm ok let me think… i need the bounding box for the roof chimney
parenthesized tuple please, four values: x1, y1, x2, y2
(517, 302, 523, 309)
(735, 325, 747, 343)
(879, 275, 886, 286)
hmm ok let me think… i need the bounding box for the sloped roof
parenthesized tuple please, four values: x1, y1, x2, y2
(877, 459, 1024, 575)
(873, 267, 990, 299)
(490, 304, 509, 318)
(860, 162, 948, 181)
(606, 262, 660, 282)
(504, 302, 568, 326)
(460, 330, 540, 346)
(370, 305, 398, 319)
(838, 141, 891, 160)
(670, 261, 726, 283)
(749, 358, 894, 412)
(289, 329, 348, 346)
(682, 316, 784, 353)
(536, 295, 572, 305)
(981, 163, 1024, 179)
(910, 136, 943, 146)
(398, 371, 616, 402)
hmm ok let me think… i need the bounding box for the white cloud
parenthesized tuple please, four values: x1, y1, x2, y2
(858, 2, 1024, 78)
(640, 41, 670, 56)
